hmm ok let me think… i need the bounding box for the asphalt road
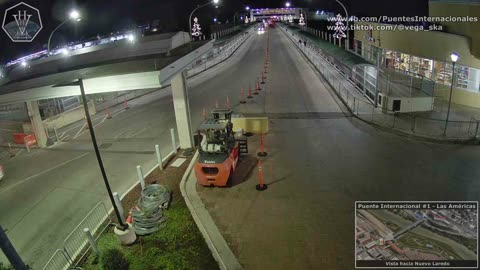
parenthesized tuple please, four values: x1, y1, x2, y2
(0, 29, 258, 268)
(1, 25, 480, 270)
(197, 27, 480, 270)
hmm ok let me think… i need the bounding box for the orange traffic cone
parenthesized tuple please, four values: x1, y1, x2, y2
(256, 160, 268, 191)
(8, 143, 15, 158)
(105, 106, 112, 119)
(256, 78, 262, 91)
(247, 84, 253, 98)
(257, 134, 268, 157)
(126, 210, 133, 223)
(240, 88, 246, 104)
(124, 96, 130, 109)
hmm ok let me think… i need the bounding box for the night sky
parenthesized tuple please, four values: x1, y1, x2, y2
(0, 0, 428, 63)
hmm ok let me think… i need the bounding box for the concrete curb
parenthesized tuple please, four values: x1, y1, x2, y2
(180, 150, 243, 270)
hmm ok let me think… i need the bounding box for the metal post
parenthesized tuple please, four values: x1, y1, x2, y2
(83, 228, 99, 255)
(155, 144, 163, 171)
(475, 121, 480, 139)
(47, 20, 68, 54)
(78, 79, 128, 230)
(54, 127, 60, 142)
(443, 62, 456, 136)
(170, 128, 177, 154)
(113, 192, 125, 221)
(136, 165, 145, 190)
(0, 226, 27, 270)
(24, 137, 30, 153)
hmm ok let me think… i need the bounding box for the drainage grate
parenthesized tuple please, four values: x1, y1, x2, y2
(99, 143, 112, 149)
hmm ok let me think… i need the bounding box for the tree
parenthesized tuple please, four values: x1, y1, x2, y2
(191, 17, 202, 39)
(333, 14, 347, 39)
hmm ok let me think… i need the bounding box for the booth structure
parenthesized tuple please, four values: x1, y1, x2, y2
(351, 63, 435, 113)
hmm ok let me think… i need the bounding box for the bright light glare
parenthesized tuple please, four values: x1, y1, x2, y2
(450, 52, 459, 63)
(246, 6, 250, 10)
(213, 0, 219, 3)
(61, 48, 69, 56)
(21, 61, 27, 67)
(127, 34, 135, 42)
(214, 18, 217, 22)
(285, 2, 291, 7)
(69, 10, 80, 20)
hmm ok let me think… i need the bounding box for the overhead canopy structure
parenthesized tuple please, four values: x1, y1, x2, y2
(0, 40, 214, 105)
(250, 8, 300, 20)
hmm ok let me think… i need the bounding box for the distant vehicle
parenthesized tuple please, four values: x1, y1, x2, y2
(195, 109, 248, 187)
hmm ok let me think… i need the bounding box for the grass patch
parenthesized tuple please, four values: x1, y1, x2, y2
(80, 154, 219, 270)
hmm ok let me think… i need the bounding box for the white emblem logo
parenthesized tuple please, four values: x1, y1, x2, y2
(2, 2, 42, 42)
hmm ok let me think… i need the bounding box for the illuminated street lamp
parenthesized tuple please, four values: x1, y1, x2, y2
(47, 9, 82, 54)
(285, 2, 291, 7)
(443, 52, 460, 136)
(189, 0, 220, 49)
(234, 5, 251, 27)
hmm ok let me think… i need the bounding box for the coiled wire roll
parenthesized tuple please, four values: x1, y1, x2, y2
(131, 184, 171, 235)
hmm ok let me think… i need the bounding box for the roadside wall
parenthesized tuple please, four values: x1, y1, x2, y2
(43, 100, 96, 131)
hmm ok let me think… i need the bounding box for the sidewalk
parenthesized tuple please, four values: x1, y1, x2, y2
(287, 24, 480, 123)
(285, 24, 480, 141)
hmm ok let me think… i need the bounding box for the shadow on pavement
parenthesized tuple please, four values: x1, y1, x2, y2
(230, 155, 257, 187)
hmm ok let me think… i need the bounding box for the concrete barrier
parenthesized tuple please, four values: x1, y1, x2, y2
(43, 100, 96, 131)
(231, 117, 269, 134)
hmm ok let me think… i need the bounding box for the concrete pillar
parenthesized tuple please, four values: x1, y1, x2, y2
(329, 34, 332, 43)
(171, 70, 193, 149)
(26, 100, 48, 148)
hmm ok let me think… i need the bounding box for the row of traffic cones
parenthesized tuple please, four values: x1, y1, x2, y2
(256, 32, 271, 191)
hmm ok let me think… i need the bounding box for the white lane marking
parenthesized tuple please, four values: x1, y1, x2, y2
(111, 108, 126, 118)
(129, 126, 147, 138)
(73, 115, 108, 139)
(73, 122, 87, 139)
(0, 152, 90, 195)
(114, 128, 131, 140)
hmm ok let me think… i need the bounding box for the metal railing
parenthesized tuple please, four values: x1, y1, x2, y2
(187, 26, 254, 77)
(282, 26, 480, 141)
(41, 249, 76, 270)
(42, 202, 112, 270)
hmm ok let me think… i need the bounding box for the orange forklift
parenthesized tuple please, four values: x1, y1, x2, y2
(195, 109, 248, 187)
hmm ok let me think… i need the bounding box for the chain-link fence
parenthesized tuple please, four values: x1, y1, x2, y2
(283, 26, 480, 141)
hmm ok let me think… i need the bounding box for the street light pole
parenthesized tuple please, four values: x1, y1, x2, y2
(53, 79, 128, 230)
(189, 0, 219, 49)
(47, 10, 81, 54)
(443, 53, 459, 136)
(47, 20, 68, 54)
(335, 0, 349, 51)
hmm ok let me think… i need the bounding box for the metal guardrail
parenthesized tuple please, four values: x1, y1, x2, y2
(42, 202, 112, 270)
(41, 249, 75, 270)
(283, 26, 480, 141)
(187, 26, 254, 77)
